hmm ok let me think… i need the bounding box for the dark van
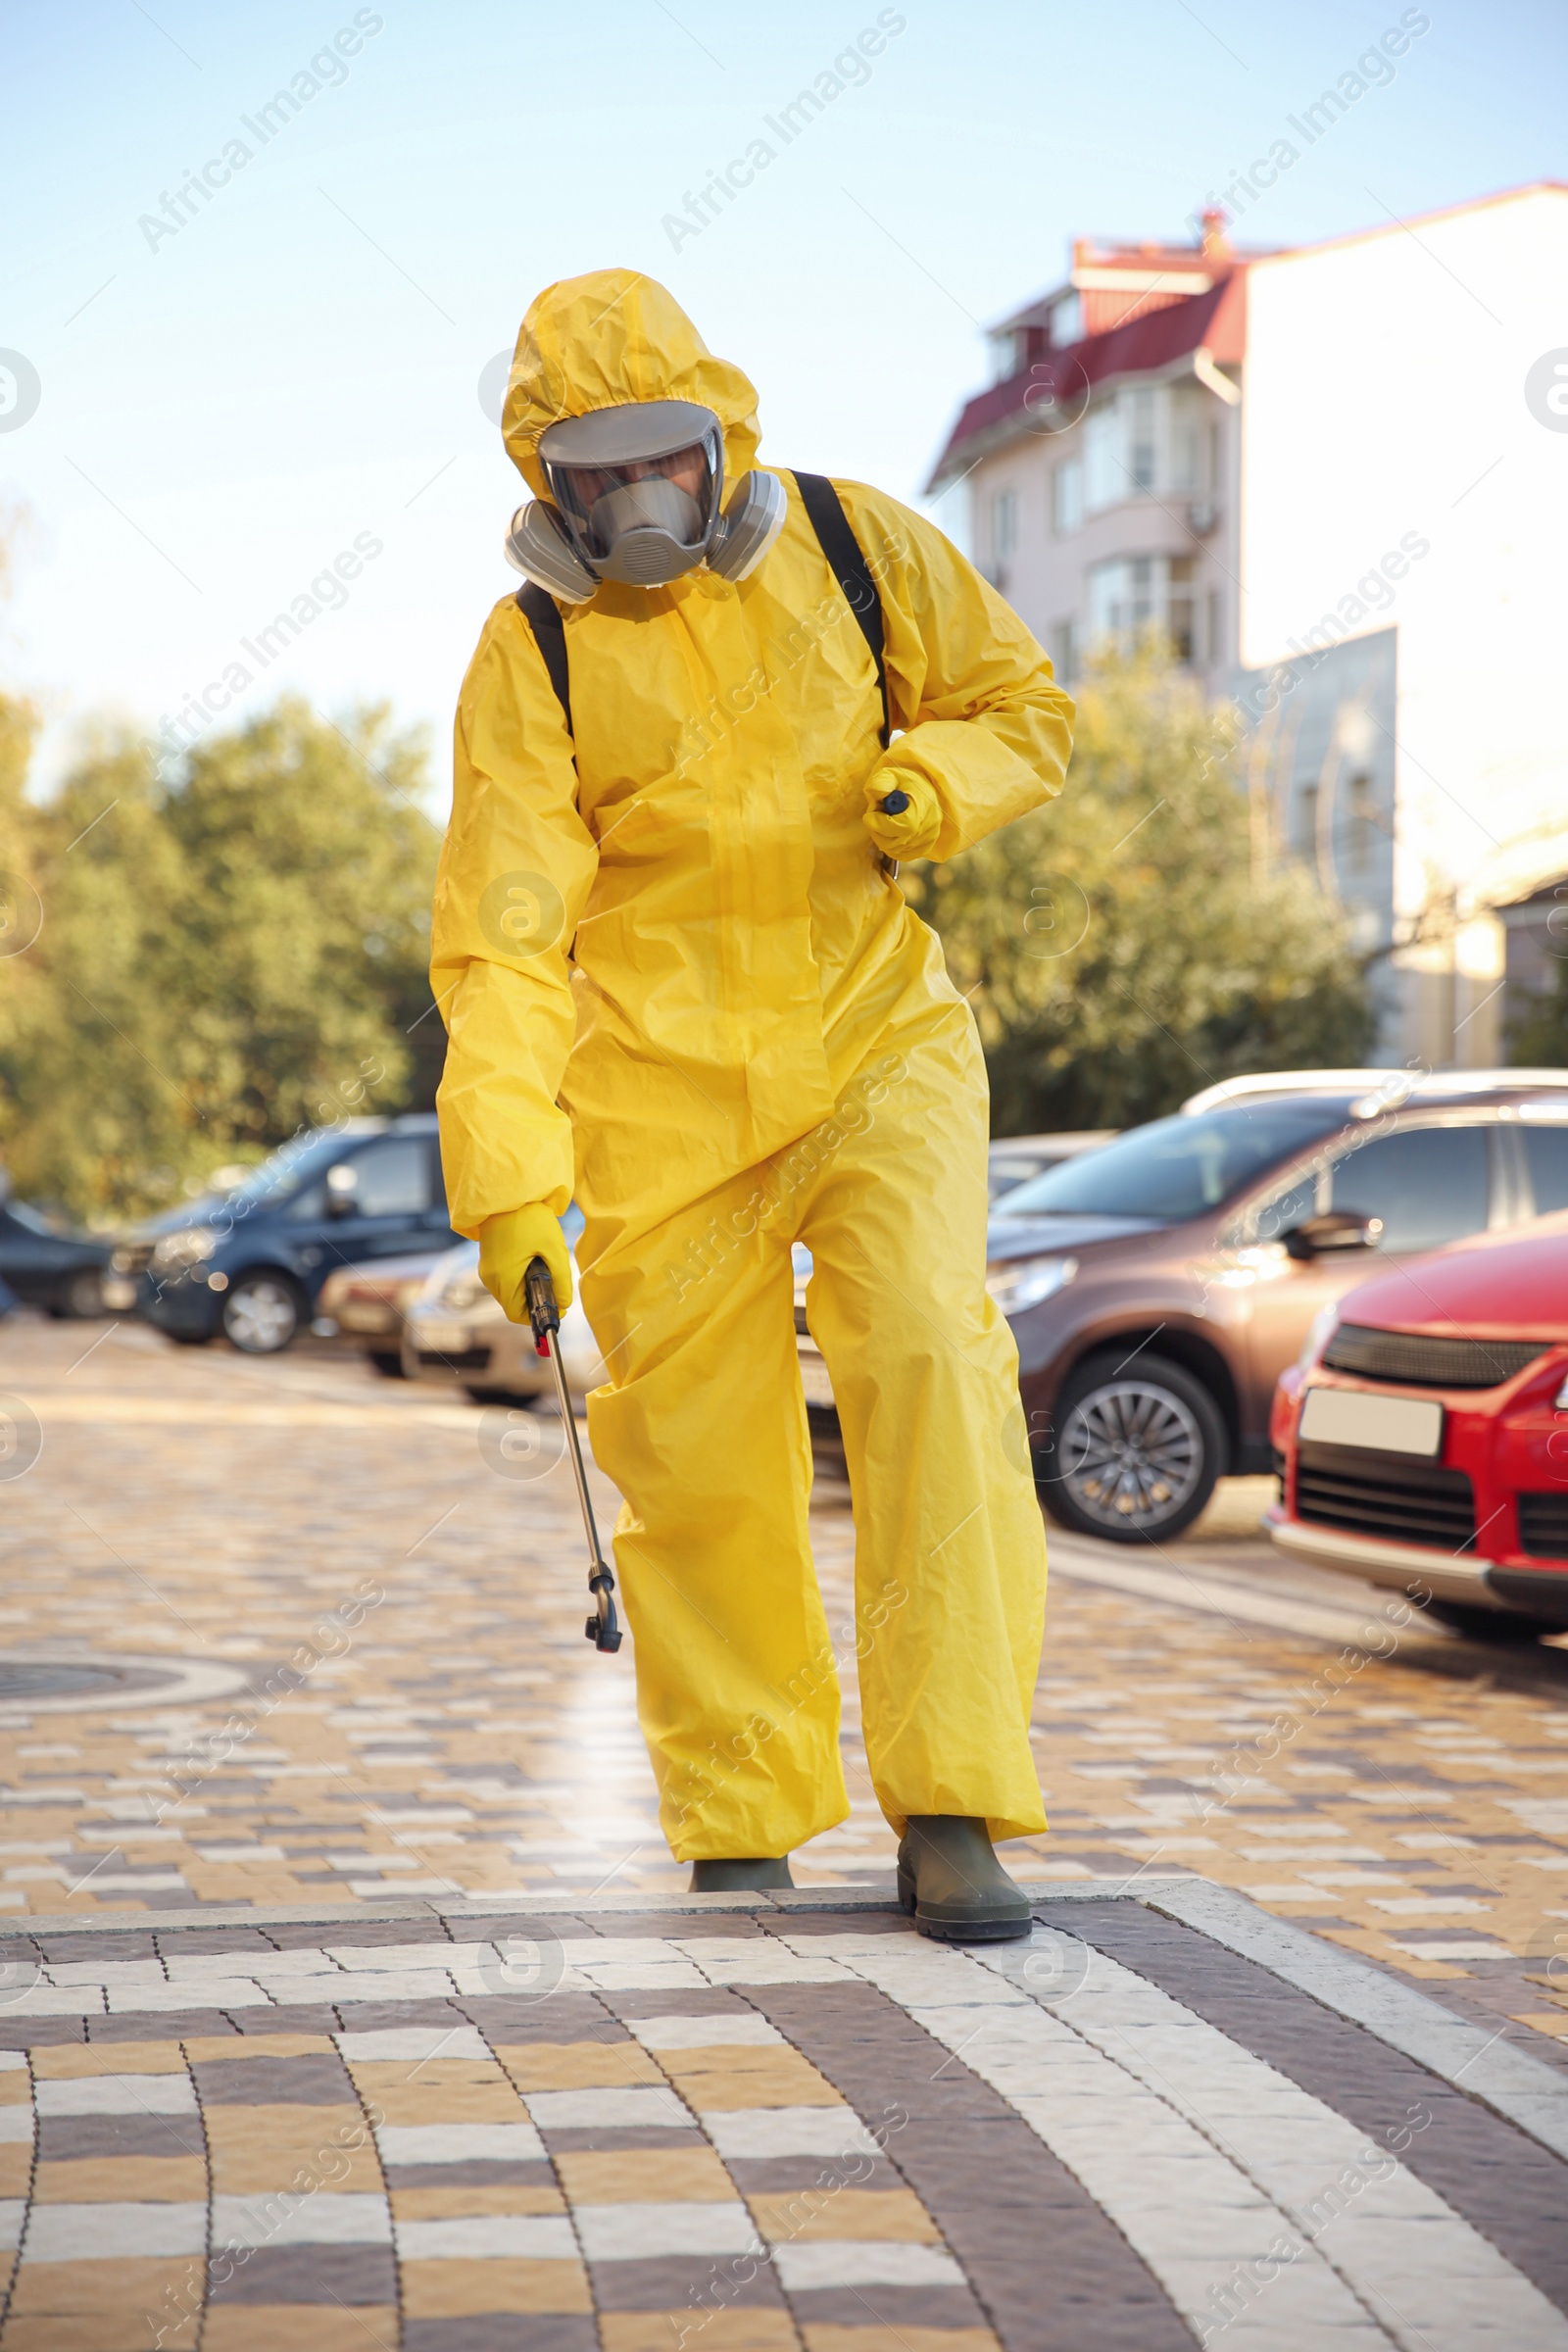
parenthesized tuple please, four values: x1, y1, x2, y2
(114, 1115, 460, 1354)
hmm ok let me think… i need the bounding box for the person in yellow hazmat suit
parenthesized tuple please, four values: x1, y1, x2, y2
(431, 269, 1073, 1940)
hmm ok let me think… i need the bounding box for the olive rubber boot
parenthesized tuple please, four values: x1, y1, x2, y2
(897, 1817, 1031, 1942)
(689, 1856, 795, 1892)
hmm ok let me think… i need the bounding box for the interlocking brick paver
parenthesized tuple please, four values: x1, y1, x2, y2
(1067, 1896, 1568, 2312)
(203, 2313, 398, 2350)
(205, 2243, 397, 2303)
(4, 1319, 1565, 2039)
(6, 1322, 1568, 2337)
(19, 1888, 1562, 2342)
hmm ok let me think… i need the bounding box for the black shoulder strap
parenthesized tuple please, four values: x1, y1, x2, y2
(793, 472, 891, 748)
(515, 583, 573, 740)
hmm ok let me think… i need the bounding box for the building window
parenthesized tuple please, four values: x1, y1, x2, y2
(1084, 405, 1121, 513)
(1053, 458, 1083, 536)
(1051, 620, 1078, 685)
(1084, 384, 1167, 513)
(986, 328, 1024, 384)
(1167, 557, 1195, 662)
(1168, 389, 1204, 495)
(1086, 554, 1201, 664)
(1051, 291, 1082, 346)
(1206, 588, 1222, 668)
(991, 488, 1017, 582)
(1127, 388, 1156, 492)
(1088, 555, 1154, 643)
(1128, 557, 1155, 629)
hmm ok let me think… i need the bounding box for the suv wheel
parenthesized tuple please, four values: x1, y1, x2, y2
(1039, 1350, 1226, 1544)
(221, 1274, 304, 1355)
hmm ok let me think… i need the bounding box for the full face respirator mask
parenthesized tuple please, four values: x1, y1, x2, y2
(504, 399, 787, 603)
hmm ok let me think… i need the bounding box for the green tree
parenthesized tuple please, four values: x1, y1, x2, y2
(0, 700, 441, 1221)
(910, 646, 1375, 1135)
(2, 734, 196, 1218)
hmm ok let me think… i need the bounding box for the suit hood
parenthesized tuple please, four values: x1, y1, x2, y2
(501, 268, 763, 498)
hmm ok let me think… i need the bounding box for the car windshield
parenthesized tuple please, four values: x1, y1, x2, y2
(997, 1102, 1351, 1223)
(6, 1200, 65, 1237)
(213, 1131, 375, 1210)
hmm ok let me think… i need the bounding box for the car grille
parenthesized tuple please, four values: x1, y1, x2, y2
(1321, 1324, 1545, 1390)
(337, 1303, 399, 1334)
(112, 1242, 156, 1276)
(416, 1347, 491, 1372)
(1517, 1494, 1568, 1559)
(1296, 1441, 1476, 1550)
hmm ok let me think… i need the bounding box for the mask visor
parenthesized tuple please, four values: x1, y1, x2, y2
(540, 401, 724, 586)
(550, 432, 719, 564)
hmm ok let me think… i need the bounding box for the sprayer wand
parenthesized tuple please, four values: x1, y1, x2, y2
(523, 1257, 622, 1654)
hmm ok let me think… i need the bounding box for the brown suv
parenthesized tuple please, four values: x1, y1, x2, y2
(994, 1069, 1568, 1541)
(797, 1067, 1568, 1540)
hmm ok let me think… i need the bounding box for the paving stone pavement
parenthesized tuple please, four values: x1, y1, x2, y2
(3, 1321, 1568, 2042)
(0, 1894, 1566, 2349)
(4, 1315, 1568, 2339)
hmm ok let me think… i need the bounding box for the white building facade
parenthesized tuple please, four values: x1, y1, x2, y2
(926, 186, 1568, 1068)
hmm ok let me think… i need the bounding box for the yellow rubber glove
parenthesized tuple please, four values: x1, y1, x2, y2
(478, 1203, 573, 1323)
(862, 767, 943, 859)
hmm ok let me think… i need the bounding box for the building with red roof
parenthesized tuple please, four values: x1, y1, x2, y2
(925, 185, 1568, 1068)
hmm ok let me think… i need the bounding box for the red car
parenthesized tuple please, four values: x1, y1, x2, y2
(1269, 1212, 1568, 1634)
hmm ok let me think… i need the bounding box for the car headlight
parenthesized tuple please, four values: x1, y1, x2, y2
(440, 1269, 493, 1311)
(985, 1253, 1078, 1317)
(150, 1225, 220, 1272)
(1298, 1302, 1341, 1373)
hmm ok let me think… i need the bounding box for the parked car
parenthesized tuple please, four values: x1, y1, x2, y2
(1178, 1066, 1568, 1114)
(316, 1250, 451, 1376)
(1268, 1212, 1568, 1635)
(988, 1131, 1116, 1202)
(798, 1068, 1568, 1541)
(402, 1212, 600, 1402)
(114, 1115, 461, 1354)
(0, 1185, 111, 1317)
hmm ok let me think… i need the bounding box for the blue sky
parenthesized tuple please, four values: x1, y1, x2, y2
(2, 0, 1563, 807)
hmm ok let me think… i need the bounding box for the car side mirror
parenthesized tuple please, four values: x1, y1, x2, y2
(324, 1164, 359, 1219)
(1282, 1211, 1383, 1260)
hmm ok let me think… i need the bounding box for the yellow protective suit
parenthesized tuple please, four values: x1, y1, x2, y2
(432, 270, 1073, 1861)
